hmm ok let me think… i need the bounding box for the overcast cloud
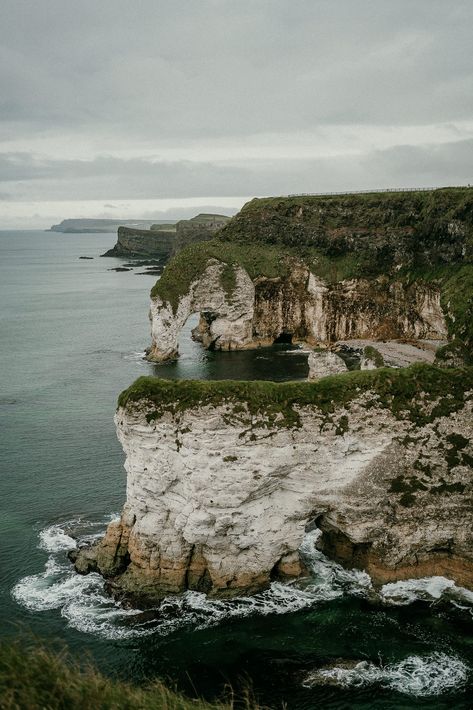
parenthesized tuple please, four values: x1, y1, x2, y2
(1, 0, 472, 226)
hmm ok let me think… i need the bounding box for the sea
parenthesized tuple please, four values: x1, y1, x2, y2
(1, 229, 472, 709)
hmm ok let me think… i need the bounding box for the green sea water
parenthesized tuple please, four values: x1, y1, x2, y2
(1, 230, 472, 709)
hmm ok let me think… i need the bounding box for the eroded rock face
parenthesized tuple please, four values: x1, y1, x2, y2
(148, 260, 256, 361)
(74, 378, 473, 603)
(102, 227, 175, 258)
(148, 258, 448, 362)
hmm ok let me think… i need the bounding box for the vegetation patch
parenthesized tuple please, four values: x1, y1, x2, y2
(151, 240, 292, 313)
(118, 364, 473, 430)
(363, 346, 385, 368)
(0, 642, 240, 710)
(219, 262, 238, 301)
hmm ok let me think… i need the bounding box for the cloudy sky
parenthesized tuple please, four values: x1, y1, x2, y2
(1, 0, 473, 227)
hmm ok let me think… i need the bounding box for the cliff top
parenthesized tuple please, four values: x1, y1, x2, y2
(118, 363, 473, 427)
(152, 187, 473, 351)
(188, 213, 231, 223)
(219, 186, 473, 260)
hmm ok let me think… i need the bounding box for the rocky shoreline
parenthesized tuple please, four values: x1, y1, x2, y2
(71, 187, 473, 606)
(72, 366, 473, 605)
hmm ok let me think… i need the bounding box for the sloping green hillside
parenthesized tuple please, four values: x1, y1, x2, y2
(151, 188, 473, 353)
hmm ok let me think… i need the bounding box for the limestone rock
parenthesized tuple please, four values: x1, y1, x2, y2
(147, 260, 256, 361)
(73, 370, 473, 603)
(147, 257, 448, 362)
(308, 350, 347, 379)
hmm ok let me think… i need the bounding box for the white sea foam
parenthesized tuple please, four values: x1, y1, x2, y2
(12, 558, 98, 612)
(38, 524, 78, 552)
(11, 520, 473, 642)
(150, 582, 322, 636)
(303, 652, 469, 697)
(300, 530, 373, 600)
(380, 575, 473, 609)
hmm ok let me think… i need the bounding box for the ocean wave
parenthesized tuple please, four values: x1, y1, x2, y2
(300, 530, 373, 600)
(11, 520, 473, 642)
(303, 652, 469, 697)
(38, 524, 78, 553)
(380, 575, 473, 608)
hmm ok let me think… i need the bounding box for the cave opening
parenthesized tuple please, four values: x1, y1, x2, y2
(273, 331, 293, 344)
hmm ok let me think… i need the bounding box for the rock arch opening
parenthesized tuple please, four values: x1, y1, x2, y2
(273, 331, 294, 344)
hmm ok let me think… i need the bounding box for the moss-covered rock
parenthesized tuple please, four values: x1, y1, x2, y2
(118, 363, 473, 429)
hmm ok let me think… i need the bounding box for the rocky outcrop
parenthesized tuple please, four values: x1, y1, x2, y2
(73, 367, 473, 603)
(148, 188, 473, 360)
(149, 260, 256, 361)
(308, 351, 347, 380)
(101, 214, 229, 259)
(147, 255, 448, 362)
(101, 226, 176, 258)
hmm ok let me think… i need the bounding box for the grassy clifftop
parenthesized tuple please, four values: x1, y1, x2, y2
(219, 187, 473, 265)
(151, 188, 473, 352)
(118, 364, 473, 428)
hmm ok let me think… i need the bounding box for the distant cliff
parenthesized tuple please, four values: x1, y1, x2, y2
(174, 213, 230, 253)
(101, 213, 230, 258)
(48, 218, 170, 233)
(101, 226, 176, 258)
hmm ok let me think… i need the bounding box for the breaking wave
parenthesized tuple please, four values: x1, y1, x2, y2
(380, 576, 473, 609)
(11, 515, 150, 640)
(11, 523, 473, 650)
(303, 652, 469, 697)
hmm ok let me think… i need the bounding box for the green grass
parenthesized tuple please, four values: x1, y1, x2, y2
(228, 186, 473, 230)
(118, 363, 473, 429)
(0, 642, 254, 710)
(151, 240, 293, 313)
(363, 346, 385, 368)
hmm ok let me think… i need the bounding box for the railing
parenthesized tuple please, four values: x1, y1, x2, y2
(287, 185, 471, 197)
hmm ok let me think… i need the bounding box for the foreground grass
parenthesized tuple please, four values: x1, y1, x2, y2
(0, 642, 251, 710)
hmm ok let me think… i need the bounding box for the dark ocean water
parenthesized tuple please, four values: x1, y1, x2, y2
(1, 230, 472, 709)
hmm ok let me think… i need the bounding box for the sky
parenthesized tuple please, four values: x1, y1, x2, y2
(1, 0, 473, 228)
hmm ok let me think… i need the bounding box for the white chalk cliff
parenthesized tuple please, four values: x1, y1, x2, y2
(73, 370, 473, 603)
(147, 258, 448, 362)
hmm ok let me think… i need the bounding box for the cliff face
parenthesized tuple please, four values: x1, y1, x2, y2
(73, 368, 473, 603)
(101, 214, 229, 259)
(149, 188, 473, 360)
(101, 226, 176, 258)
(147, 255, 447, 362)
(174, 213, 230, 253)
